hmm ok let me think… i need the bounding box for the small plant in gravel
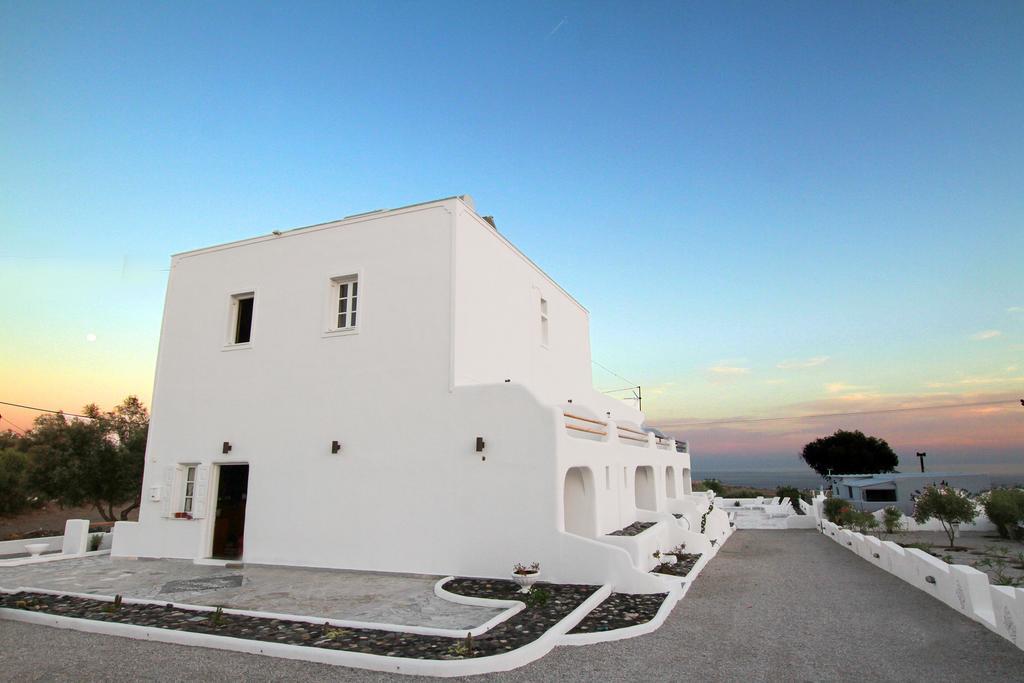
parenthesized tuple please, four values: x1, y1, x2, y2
(447, 632, 474, 658)
(322, 626, 351, 640)
(103, 594, 123, 613)
(976, 556, 1024, 587)
(209, 606, 225, 627)
(526, 586, 551, 607)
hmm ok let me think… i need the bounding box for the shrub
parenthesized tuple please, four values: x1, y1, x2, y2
(841, 508, 878, 534)
(88, 534, 103, 552)
(881, 506, 904, 535)
(823, 497, 848, 524)
(694, 479, 725, 496)
(776, 486, 803, 514)
(982, 488, 1024, 540)
(913, 486, 978, 548)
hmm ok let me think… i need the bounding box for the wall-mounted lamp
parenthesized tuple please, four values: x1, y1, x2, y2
(222, 441, 232, 454)
(331, 440, 342, 454)
(475, 437, 486, 452)
(504, 379, 510, 383)
(567, 399, 573, 404)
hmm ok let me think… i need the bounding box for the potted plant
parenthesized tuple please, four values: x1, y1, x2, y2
(511, 562, 540, 592)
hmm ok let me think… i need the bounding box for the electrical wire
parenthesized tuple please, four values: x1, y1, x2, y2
(592, 360, 636, 388)
(0, 415, 26, 435)
(0, 400, 93, 420)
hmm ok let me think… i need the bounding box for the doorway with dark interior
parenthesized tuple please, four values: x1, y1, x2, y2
(211, 464, 249, 560)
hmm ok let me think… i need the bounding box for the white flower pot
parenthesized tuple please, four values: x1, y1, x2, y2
(512, 571, 539, 592)
(24, 543, 49, 557)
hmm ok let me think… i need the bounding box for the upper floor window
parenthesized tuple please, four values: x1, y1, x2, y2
(540, 297, 549, 347)
(230, 292, 254, 345)
(330, 275, 359, 332)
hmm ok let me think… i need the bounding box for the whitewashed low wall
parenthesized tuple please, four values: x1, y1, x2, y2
(869, 509, 997, 533)
(0, 536, 63, 557)
(820, 520, 1023, 650)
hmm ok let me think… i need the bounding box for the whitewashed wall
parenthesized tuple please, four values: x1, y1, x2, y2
(821, 520, 1024, 650)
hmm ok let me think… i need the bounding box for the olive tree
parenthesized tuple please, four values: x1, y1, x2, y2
(912, 486, 978, 548)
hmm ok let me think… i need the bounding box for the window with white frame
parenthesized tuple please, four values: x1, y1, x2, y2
(540, 296, 549, 346)
(229, 292, 255, 345)
(329, 275, 359, 332)
(181, 465, 197, 513)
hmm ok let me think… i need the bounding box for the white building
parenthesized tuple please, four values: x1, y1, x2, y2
(831, 472, 990, 515)
(113, 195, 730, 592)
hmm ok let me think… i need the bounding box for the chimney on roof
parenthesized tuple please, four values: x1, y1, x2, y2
(482, 216, 497, 229)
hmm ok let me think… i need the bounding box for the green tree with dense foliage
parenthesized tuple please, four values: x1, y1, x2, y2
(799, 430, 898, 478)
(0, 447, 32, 515)
(912, 486, 978, 548)
(981, 488, 1024, 540)
(26, 396, 149, 522)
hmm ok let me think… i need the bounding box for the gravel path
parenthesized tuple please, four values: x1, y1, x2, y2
(3, 530, 1023, 681)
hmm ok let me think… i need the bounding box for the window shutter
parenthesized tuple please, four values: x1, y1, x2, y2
(192, 465, 211, 519)
(161, 467, 175, 518)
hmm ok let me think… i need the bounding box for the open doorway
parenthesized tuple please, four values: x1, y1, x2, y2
(211, 464, 249, 560)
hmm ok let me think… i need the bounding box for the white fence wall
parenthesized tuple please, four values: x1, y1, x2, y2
(820, 520, 1023, 650)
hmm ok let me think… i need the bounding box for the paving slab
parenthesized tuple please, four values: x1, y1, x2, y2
(0, 555, 502, 629)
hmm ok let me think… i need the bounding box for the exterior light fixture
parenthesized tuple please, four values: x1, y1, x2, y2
(567, 399, 573, 404)
(475, 437, 486, 452)
(925, 576, 936, 584)
(222, 442, 232, 454)
(504, 379, 510, 383)
(331, 440, 342, 454)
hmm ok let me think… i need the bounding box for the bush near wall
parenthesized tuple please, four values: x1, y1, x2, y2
(982, 489, 1024, 540)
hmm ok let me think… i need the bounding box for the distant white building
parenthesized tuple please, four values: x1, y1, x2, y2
(113, 195, 730, 591)
(830, 472, 990, 514)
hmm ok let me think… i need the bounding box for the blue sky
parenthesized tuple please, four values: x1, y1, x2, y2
(2, 2, 1022, 473)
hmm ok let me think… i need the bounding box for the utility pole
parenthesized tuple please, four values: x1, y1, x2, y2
(916, 452, 926, 473)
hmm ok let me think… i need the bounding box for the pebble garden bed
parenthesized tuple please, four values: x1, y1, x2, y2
(607, 521, 656, 537)
(568, 592, 667, 633)
(0, 578, 600, 660)
(651, 553, 701, 578)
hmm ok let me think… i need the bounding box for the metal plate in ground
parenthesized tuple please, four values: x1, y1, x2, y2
(160, 575, 244, 593)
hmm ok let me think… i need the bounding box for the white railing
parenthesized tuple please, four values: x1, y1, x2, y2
(562, 412, 685, 455)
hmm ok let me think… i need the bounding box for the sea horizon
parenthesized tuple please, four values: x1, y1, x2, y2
(693, 469, 1024, 490)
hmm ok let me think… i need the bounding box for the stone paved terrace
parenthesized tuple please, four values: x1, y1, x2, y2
(4, 530, 1024, 680)
(0, 555, 502, 630)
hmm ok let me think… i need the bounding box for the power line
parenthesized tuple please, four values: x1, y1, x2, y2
(0, 415, 26, 435)
(0, 400, 93, 420)
(667, 399, 1021, 428)
(592, 359, 635, 388)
